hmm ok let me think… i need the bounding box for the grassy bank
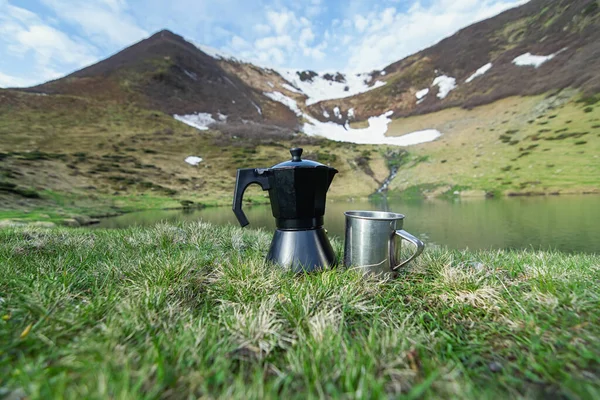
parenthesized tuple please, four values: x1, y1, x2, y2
(1, 223, 599, 399)
(385, 93, 600, 197)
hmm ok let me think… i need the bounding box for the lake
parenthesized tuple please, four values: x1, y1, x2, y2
(96, 195, 600, 254)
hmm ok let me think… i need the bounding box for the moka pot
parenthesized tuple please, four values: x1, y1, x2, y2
(232, 147, 338, 273)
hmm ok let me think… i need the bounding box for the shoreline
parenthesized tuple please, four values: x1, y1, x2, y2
(1, 188, 598, 228)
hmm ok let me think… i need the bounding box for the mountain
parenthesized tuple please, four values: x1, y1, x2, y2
(306, 0, 600, 123)
(223, 0, 599, 124)
(24, 30, 297, 128)
(1, 0, 599, 224)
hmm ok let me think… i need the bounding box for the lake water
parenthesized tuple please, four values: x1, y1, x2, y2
(96, 196, 600, 254)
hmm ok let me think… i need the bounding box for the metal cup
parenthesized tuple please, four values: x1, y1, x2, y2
(343, 211, 425, 276)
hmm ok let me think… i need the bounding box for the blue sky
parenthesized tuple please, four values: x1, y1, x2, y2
(0, 0, 527, 88)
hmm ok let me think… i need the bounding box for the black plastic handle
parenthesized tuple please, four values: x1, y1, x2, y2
(232, 168, 271, 227)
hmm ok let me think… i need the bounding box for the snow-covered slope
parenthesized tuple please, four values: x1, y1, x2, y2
(193, 40, 386, 107)
(273, 69, 386, 106)
(260, 91, 441, 146)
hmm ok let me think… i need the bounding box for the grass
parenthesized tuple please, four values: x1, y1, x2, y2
(386, 93, 600, 196)
(1, 222, 599, 399)
(0, 90, 395, 221)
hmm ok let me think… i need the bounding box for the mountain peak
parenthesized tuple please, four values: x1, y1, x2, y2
(148, 29, 187, 44)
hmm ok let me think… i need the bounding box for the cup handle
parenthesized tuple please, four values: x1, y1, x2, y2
(390, 230, 425, 271)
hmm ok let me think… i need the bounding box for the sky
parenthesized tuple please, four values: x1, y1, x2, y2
(0, 0, 528, 88)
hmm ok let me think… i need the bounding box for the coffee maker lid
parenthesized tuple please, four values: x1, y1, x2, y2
(271, 148, 334, 169)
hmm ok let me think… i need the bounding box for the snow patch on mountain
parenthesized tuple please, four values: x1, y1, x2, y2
(466, 63, 492, 83)
(323, 110, 330, 118)
(348, 108, 355, 118)
(512, 50, 562, 68)
(263, 91, 302, 116)
(333, 106, 341, 119)
(174, 112, 216, 130)
(282, 83, 302, 94)
(184, 69, 198, 81)
(275, 69, 386, 106)
(185, 156, 203, 166)
(303, 111, 441, 146)
(416, 88, 429, 100)
(432, 76, 457, 99)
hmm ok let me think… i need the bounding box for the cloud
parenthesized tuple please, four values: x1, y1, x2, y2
(0, 0, 99, 87)
(299, 28, 315, 47)
(344, 0, 529, 71)
(253, 23, 271, 35)
(303, 46, 326, 61)
(11, 25, 98, 66)
(354, 15, 369, 32)
(0, 71, 39, 88)
(306, 0, 324, 17)
(230, 35, 250, 50)
(40, 0, 147, 48)
(266, 9, 297, 36)
(254, 35, 295, 51)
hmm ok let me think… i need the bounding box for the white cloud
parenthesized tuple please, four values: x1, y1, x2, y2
(97, 0, 127, 13)
(345, 0, 528, 71)
(354, 15, 369, 32)
(0, 71, 38, 88)
(306, 0, 324, 17)
(303, 46, 326, 60)
(253, 23, 271, 35)
(299, 28, 315, 47)
(254, 35, 294, 51)
(0, 1, 99, 87)
(12, 25, 97, 66)
(230, 35, 250, 50)
(266, 9, 297, 36)
(40, 0, 147, 48)
(256, 47, 286, 65)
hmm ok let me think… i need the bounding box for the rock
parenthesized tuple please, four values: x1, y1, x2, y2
(30, 222, 56, 228)
(488, 361, 503, 372)
(73, 216, 99, 226)
(0, 220, 25, 228)
(62, 218, 80, 227)
(459, 190, 487, 197)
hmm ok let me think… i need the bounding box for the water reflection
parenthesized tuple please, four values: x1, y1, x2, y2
(96, 196, 600, 254)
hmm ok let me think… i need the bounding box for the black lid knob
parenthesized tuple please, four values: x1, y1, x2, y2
(290, 148, 303, 162)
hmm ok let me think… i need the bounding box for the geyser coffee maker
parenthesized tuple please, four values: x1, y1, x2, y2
(232, 148, 338, 272)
